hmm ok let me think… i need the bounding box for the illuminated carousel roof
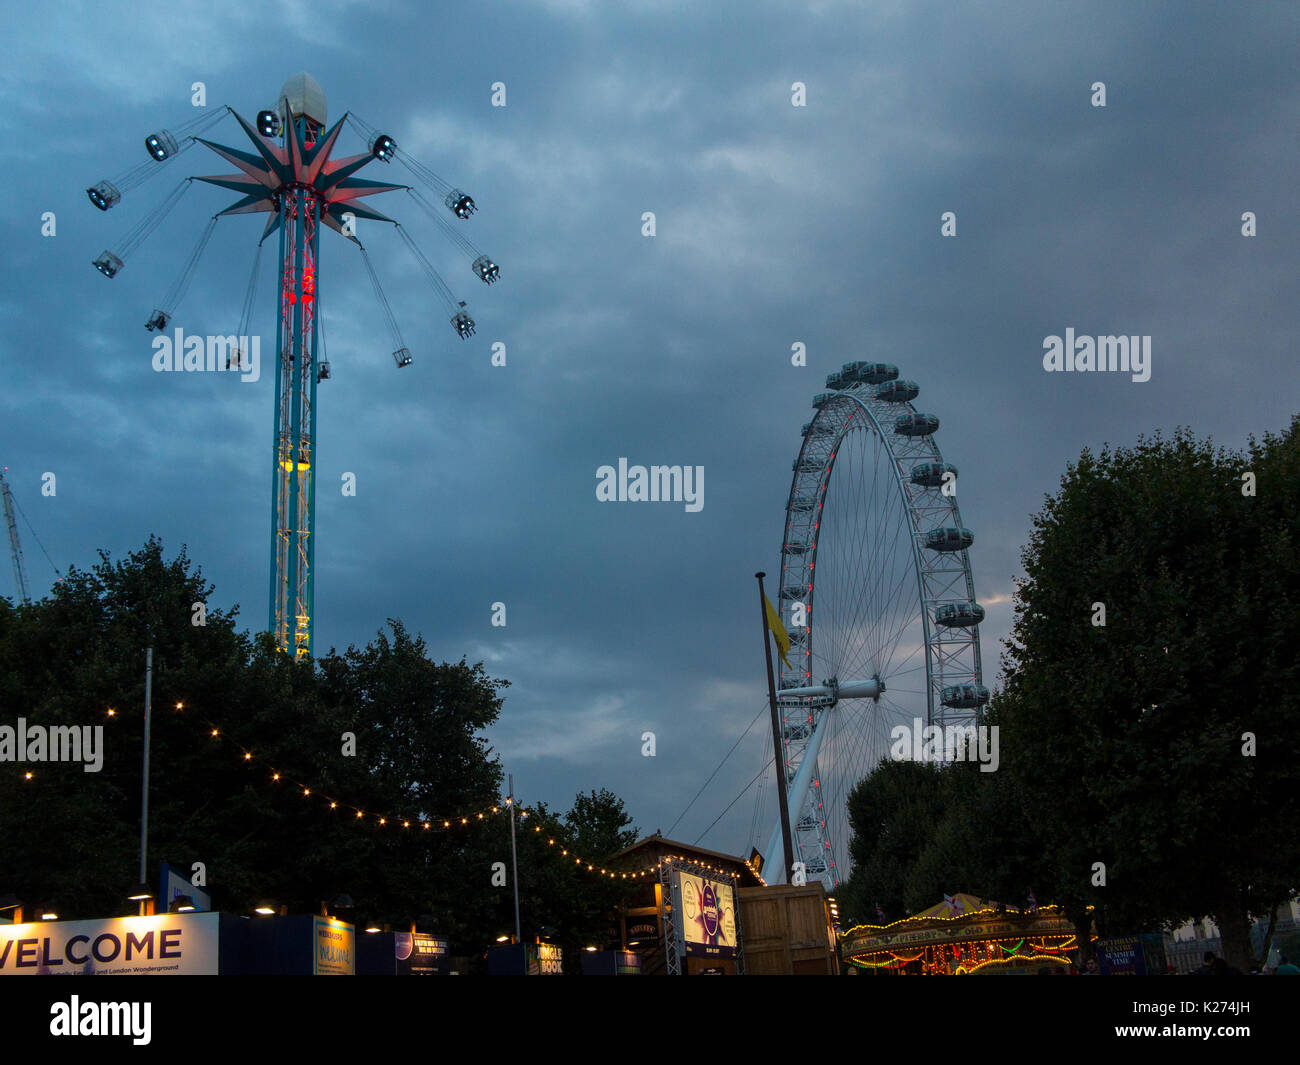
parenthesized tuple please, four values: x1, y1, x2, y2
(840, 895, 1077, 972)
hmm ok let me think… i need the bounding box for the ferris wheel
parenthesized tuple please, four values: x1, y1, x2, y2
(760, 360, 987, 887)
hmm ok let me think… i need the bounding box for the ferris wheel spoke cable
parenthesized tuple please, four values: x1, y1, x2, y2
(867, 446, 912, 648)
(664, 702, 767, 839)
(857, 443, 909, 671)
(871, 569, 925, 677)
(859, 492, 916, 672)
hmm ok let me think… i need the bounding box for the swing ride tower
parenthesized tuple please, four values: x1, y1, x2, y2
(87, 72, 497, 659)
(196, 74, 404, 658)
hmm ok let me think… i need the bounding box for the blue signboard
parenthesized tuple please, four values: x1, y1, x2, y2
(159, 862, 212, 913)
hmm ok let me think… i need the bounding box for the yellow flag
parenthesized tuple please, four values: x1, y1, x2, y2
(764, 594, 792, 669)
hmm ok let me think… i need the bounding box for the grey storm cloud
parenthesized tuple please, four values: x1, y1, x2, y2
(1, 0, 1295, 867)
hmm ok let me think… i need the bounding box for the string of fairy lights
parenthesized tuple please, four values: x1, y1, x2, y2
(13, 698, 767, 887)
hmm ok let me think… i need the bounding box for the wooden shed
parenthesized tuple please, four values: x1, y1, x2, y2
(738, 883, 840, 975)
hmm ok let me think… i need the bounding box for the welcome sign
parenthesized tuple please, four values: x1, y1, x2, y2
(312, 916, 354, 975)
(0, 913, 220, 975)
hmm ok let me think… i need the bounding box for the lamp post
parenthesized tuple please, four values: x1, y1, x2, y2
(137, 646, 153, 916)
(508, 774, 521, 947)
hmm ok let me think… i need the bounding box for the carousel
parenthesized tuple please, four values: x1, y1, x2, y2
(840, 894, 1078, 974)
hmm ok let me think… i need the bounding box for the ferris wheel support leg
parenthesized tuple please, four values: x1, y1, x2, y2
(763, 708, 832, 884)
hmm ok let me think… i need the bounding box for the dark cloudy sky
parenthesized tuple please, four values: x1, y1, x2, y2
(2, 1, 1295, 872)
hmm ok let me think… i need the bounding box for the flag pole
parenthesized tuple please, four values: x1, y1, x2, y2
(756, 572, 795, 883)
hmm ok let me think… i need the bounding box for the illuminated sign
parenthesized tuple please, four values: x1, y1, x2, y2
(0, 913, 220, 975)
(534, 942, 563, 975)
(675, 870, 738, 958)
(312, 916, 354, 976)
(397, 932, 449, 975)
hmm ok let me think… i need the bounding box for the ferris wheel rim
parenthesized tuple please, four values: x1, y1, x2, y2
(767, 367, 984, 886)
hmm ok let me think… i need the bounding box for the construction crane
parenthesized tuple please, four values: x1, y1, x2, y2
(1, 467, 30, 605)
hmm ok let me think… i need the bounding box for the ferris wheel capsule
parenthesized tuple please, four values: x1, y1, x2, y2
(812, 392, 837, 409)
(935, 601, 985, 628)
(912, 462, 958, 487)
(842, 361, 898, 385)
(825, 370, 848, 390)
(925, 526, 973, 552)
(875, 379, 919, 403)
(895, 413, 940, 437)
(940, 683, 990, 709)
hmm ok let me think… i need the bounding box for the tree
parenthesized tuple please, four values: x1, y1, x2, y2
(0, 537, 650, 966)
(836, 759, 945, 926)
(995, 427, 1300, 968)
(565, 787, 638, 858)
